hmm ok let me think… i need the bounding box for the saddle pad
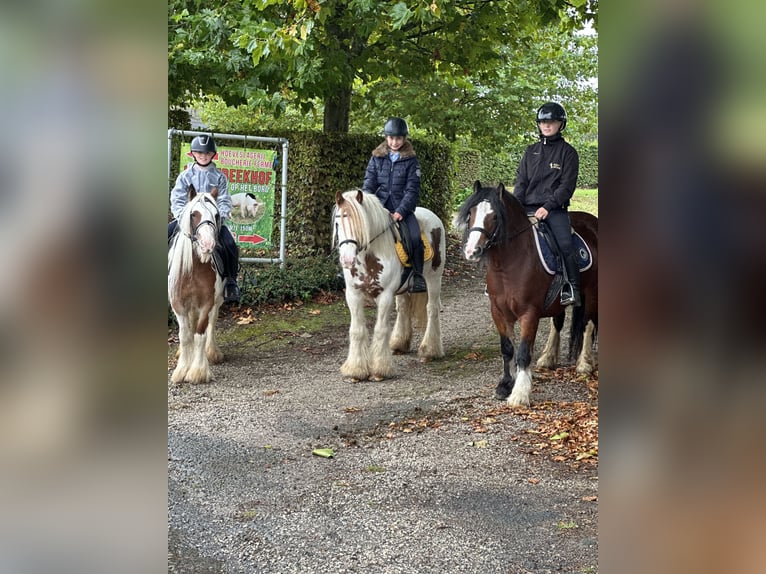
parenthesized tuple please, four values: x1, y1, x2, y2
(395, 231, 434, 267)
(532, 226, 593, 276)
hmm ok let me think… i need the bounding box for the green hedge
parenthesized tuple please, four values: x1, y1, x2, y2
(168, 124, 455, 259)
(455, 141, 598, 198)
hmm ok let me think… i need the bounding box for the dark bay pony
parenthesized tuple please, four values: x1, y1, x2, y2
(455, 181, 598, 406)
(168, 185, 225, 384)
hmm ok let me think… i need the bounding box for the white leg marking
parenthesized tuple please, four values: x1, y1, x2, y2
(536, 318, 561, 370)
(507, 367, 532, 407)
(576, 320, 596, 374)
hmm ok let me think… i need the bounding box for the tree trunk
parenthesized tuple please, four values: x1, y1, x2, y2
(323, 86, 351, 133)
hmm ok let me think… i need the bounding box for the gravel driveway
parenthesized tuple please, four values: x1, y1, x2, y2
(168, 249, 598, 574)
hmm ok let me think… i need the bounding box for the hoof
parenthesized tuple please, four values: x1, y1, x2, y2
(495, 381, 512, 400)
(506, 395, 530, 408)
(369, 374, 385, 382)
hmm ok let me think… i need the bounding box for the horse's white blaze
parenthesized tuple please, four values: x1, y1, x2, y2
(508, 367, 532, 407)
(464, 200, 494, 261)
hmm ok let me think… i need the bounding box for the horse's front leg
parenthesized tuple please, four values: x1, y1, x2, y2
(369, 290, 396, 380)
(536, 311, 565, 370)
(495, 335, 515, 400)
(508, 315, 540, 407)
(341, 288, 371, 381)
(171, 312, 193, 384)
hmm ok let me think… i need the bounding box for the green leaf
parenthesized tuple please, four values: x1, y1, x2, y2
(312, 448, 335, 458)
(389, 2, 412, 29)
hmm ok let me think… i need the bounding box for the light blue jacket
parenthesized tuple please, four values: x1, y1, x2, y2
(170, 162, 232, 221)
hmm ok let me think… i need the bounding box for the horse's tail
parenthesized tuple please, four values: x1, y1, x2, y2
(568, 297, 587, 362)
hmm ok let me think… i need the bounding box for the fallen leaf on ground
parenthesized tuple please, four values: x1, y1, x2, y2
(312, 448, 335, 458)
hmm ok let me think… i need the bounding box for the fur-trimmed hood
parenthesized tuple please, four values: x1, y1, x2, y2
(371, 140, 416, 159)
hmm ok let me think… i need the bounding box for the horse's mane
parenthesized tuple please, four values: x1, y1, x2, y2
(333, 190, 395, 254)
(456, 182, 524, 246)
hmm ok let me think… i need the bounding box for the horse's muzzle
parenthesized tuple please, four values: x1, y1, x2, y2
(464, 243, 485, 261)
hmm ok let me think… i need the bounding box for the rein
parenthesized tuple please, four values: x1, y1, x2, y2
(336, 218, 395, 254)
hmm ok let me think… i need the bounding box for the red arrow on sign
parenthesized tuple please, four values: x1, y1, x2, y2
(237, 234, 266, 244)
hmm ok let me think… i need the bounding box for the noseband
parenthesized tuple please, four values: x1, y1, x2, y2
(467, 204, 533, 255)
(467, 224, 499, 255)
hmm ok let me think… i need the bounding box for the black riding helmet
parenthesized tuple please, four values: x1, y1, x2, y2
(190, 135, 217, 153)
(536, 102, 567, 131)
(383, 117, 409, 137)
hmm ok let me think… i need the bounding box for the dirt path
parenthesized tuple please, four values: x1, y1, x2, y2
(168, 239, 598, 574)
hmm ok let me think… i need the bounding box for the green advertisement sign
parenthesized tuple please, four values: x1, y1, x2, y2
(180, 144, 276, 248)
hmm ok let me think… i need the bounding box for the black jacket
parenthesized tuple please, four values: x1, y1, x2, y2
(513, 134, 579, 212)
(362, 140, 421, 218)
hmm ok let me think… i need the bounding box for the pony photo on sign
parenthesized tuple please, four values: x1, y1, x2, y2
(333, 189, 445, 381)
(230, 192, 264, 222)
(168, 185, 225, 384)
(455, 181, 598, 406)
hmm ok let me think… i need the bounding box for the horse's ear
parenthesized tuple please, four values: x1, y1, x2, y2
(210, 186, 218, 199)
(355, 189, 364, 203)
(497, 182, 506, 196)
(188, 184, 197, 201)
(335, 190, 344, 205)
(473, 180, 481, 193)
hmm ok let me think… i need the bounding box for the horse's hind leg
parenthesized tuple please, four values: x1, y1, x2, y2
(495, 335, 515, 400)
(536, 311, 565, 370)
(205, 285, 224, 364)
(390, 294, 413, 354)
(417, 283, 444, 360)
(575, 319, 597, 374)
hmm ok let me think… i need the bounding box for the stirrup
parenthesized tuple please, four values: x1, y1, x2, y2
(409, 273, 427, 293)
(560, 283, 580, 307)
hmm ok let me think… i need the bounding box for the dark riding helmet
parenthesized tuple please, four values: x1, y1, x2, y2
(190, 135, 217, 153)
(536, 102, 567, 131)
(383, 117, 409, 137)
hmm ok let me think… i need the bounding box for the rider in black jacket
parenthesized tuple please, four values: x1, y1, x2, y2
(513, 102, 581, 306)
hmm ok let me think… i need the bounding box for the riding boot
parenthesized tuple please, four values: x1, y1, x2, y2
(409, 244, 427, 293)
(561, 253, 581, 307)
(221, 227, 241, 304)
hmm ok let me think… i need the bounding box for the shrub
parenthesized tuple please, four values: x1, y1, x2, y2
(239, 257, 343, 307)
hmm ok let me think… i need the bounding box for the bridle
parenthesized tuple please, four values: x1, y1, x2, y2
(467, 200, 534, 256)
(185, 194, 221, 242)
(334, 213, 394, 255)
